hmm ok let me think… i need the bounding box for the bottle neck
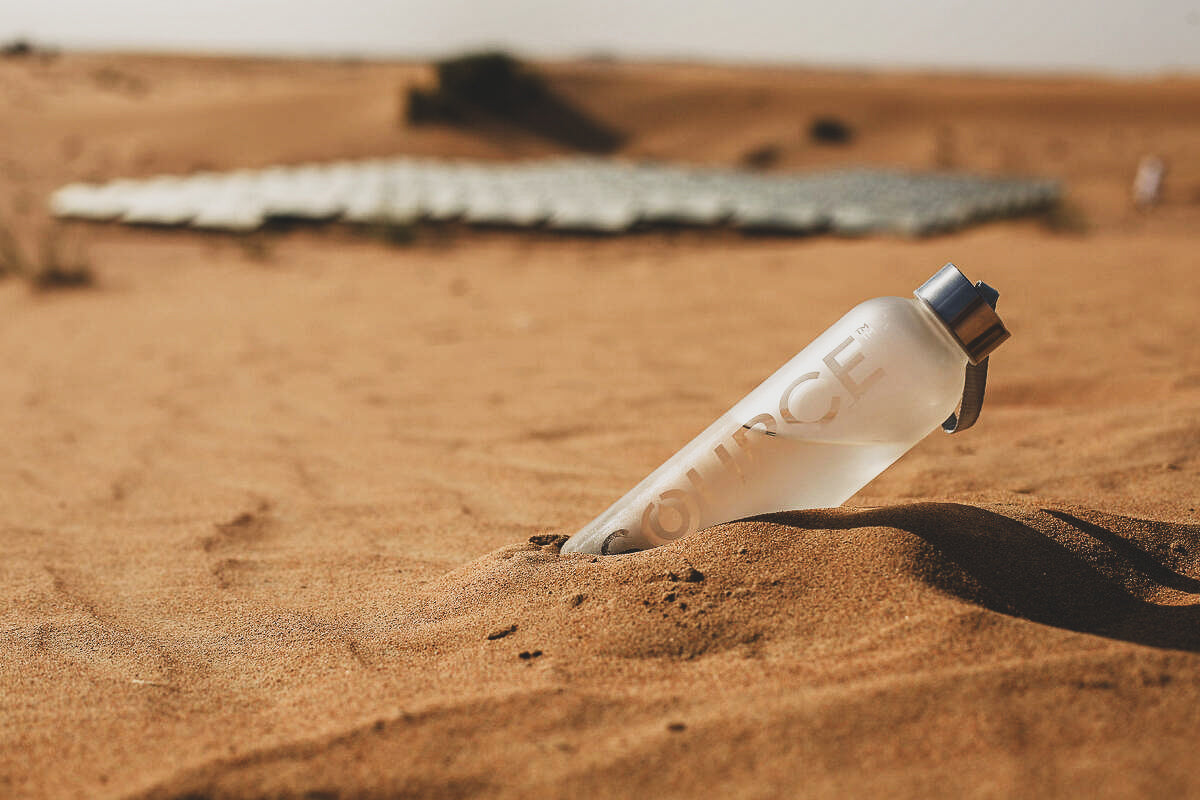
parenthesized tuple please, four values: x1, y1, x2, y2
(911, 295, 972, 363)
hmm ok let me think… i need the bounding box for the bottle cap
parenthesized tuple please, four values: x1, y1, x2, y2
(915, 263, 1009, 364)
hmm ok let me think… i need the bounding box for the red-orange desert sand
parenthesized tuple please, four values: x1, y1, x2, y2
(2, 54, 1199, 799)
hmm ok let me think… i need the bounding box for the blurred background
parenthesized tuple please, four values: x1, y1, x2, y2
(4, 0, 1199, 250)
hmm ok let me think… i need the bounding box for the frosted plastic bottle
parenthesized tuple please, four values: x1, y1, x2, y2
(561, 264, 1009, 555)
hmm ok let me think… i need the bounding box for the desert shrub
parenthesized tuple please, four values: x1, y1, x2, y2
(404, 51, 624, 153)
(33, 224, 95, 289)
(1, 39, 33, 58)
(808, 116, 854, 145)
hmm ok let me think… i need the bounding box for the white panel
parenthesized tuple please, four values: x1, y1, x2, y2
(49, 159, 1060, 236)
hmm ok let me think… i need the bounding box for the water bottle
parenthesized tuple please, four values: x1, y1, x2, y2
(561, 263, 1009, 555)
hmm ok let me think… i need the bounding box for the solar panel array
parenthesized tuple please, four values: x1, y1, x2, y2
(50, 158, 1059, 236)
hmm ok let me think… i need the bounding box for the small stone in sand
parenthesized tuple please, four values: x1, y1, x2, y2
(487, 624, 517, 640)
(518, 650, 543, 660)
(667, 722, 687, 732)
(528, 533, 569, 548)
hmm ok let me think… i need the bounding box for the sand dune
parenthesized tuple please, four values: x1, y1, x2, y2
(1, 53, 1199, 798)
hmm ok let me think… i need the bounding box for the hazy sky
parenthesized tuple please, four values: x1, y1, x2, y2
(5, 0, 1199, 74)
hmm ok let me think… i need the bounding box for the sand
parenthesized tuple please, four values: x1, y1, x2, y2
(1, 53, 1199, 799)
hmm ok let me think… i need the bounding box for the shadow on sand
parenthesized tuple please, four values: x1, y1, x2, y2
(758, 502, 1200, 653)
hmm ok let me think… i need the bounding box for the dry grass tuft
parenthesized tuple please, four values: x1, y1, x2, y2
(0, 219, 96, 290)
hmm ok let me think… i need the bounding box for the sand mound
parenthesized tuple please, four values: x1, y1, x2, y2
(127, 503, 1200, 799)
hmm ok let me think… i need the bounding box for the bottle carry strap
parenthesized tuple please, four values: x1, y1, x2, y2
(942, 282, 999, 434)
